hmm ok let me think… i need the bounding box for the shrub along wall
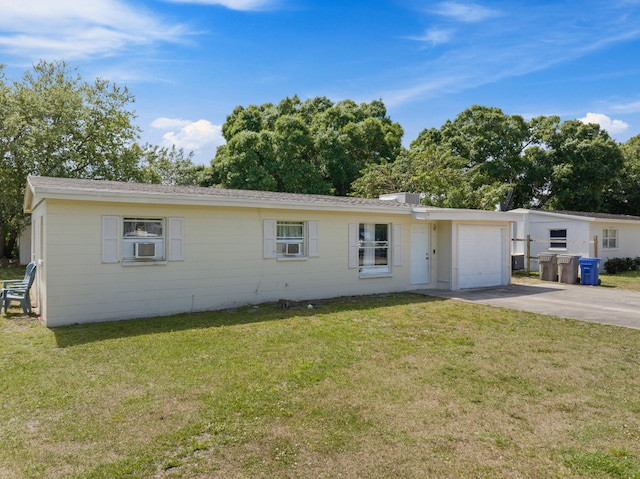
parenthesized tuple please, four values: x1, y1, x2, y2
(603, 257, 640, 274)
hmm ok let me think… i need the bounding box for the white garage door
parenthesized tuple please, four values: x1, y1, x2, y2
(457, 225, 506, 289)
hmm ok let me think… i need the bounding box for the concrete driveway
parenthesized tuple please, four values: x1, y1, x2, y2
(419, 280, 640, 330)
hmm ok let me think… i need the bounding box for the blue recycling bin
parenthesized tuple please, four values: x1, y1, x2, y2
(579, 258, 601, 286)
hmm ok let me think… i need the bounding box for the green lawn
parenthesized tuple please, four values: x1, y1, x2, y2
(0, 262, 26, 285)
(600, 270, 640, 291)
(1, 287, 640, 478)
(514, 269, 640, 291)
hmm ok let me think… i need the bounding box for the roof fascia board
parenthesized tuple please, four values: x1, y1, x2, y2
(413, 208, 520, 222)
(519, 209, 640, 224)
(516, 209, 595, 222)
(23, 182, 36, 213)
(589, 217, 640, 225)
(27, 187, 414, 215)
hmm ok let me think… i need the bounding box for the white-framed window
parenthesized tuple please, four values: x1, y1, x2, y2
(348, 223, 402, 275)
(359, 223, 390, 274)
(549, 229, 567, 249)
(263, 220, 319, 259)
(277, 221, 305, 256)
(123, 218, 165, 261)
(602, 228, 618, 249)
(102, 216, 184, 264)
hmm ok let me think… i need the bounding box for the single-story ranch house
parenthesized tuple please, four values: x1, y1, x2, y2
(511, 208, 640, 271)
(23, 176, 520, 327)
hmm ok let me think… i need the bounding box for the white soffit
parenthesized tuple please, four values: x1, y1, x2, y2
(412, 208, 520, 222)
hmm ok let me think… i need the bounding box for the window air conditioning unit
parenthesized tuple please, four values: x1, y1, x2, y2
(134, 242, 156, 258)
(284, 243, 301, 255)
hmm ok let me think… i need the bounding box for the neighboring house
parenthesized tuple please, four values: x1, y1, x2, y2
(24, 176, 519, 327)
(511, 209, 640, 271)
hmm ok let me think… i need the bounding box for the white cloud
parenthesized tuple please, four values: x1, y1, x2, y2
(151, 118, 192, 130)
(152, 117, 225, 155)
(0, 0, 188, 60)
(611, 100, 640, 114)
(431, 2, 502, 22)
(578, 113, 629, 134)
(166, 0, 278, 10)
(391, 3, 640, 108)
(409, 28, 454, 46)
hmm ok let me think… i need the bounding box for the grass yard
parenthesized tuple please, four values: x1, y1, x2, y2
(514, 269, 640, 291)
(0, 262, 25, 285)
(1, 283, 640, 478)
(600, 270, 640, 291)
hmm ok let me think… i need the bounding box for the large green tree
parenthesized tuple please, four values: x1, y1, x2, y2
(602, 134, 640, 216)
(355, 106, 545, 209)
(355, 105, 625, 213)
(136, 144, 205, 186)
(0, 61, 142, 258)
(209, 96, 403, 195)
(534, 120, 624, 211)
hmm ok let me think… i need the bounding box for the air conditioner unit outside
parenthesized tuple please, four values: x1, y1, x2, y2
(284, 243, 301, 255)
(134, 242, 156, 258)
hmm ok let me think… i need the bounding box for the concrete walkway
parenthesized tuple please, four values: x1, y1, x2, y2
(418, 280, 640, 330)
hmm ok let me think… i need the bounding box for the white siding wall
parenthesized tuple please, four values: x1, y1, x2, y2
(435, 221, 452, 288)
(29, 203, 46, 319)
(40, 201, 426, 326)
(520, 212, 640, 271)
(589, 221, 640, 263)
(524, 215, 591, 271)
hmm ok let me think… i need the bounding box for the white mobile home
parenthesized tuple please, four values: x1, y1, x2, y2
(24, 176, 519, 327)
(511, 209, 640, 271)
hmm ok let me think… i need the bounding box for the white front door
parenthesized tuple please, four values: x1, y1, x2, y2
(411, 223, 430, 284)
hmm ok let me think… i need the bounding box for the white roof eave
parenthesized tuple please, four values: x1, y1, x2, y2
(412, 207, 520, 222)
(26, 187, 415, 215)
(514, 209, 640, 224)
(512, 208, 596, 222)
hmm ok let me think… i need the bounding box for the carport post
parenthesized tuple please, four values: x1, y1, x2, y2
(526, 234, 531, 273)
(594, 235, 598, 258)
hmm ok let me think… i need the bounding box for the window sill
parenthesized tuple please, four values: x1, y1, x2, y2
(276, 256, 308, 262)
(121, 260, 168, 266)
(359, 272, 392, 279)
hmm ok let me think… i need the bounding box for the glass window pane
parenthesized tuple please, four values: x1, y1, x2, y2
(603, 229, 617, 248)
(375, 247, 388, 265)
(358, 223, 389, 272)
(277, 222, 304, 239)
(124, 218, 163, 238)
(375, 224, 388, 242)
(549, 229, 566, 248)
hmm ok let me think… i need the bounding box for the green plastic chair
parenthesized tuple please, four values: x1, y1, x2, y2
(1, 262, 37, 315)
(2, 262, 36, 290)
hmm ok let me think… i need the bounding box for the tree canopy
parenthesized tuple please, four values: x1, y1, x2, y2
(0, 61, 142, 257)
(0, 61, 199, 258)
(604, 133, 640, 215)
(207, 96, 404, 196)
(354, 105, 629, 213)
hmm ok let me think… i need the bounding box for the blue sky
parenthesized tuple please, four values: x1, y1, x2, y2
(1, 0, 640, 165)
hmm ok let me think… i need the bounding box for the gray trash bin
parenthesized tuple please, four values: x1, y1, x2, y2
(557, 255, 580, 284)
(538, 252, 558, 281)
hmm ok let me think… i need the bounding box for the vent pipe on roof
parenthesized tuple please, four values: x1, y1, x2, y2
(379, 192, 422, 205)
